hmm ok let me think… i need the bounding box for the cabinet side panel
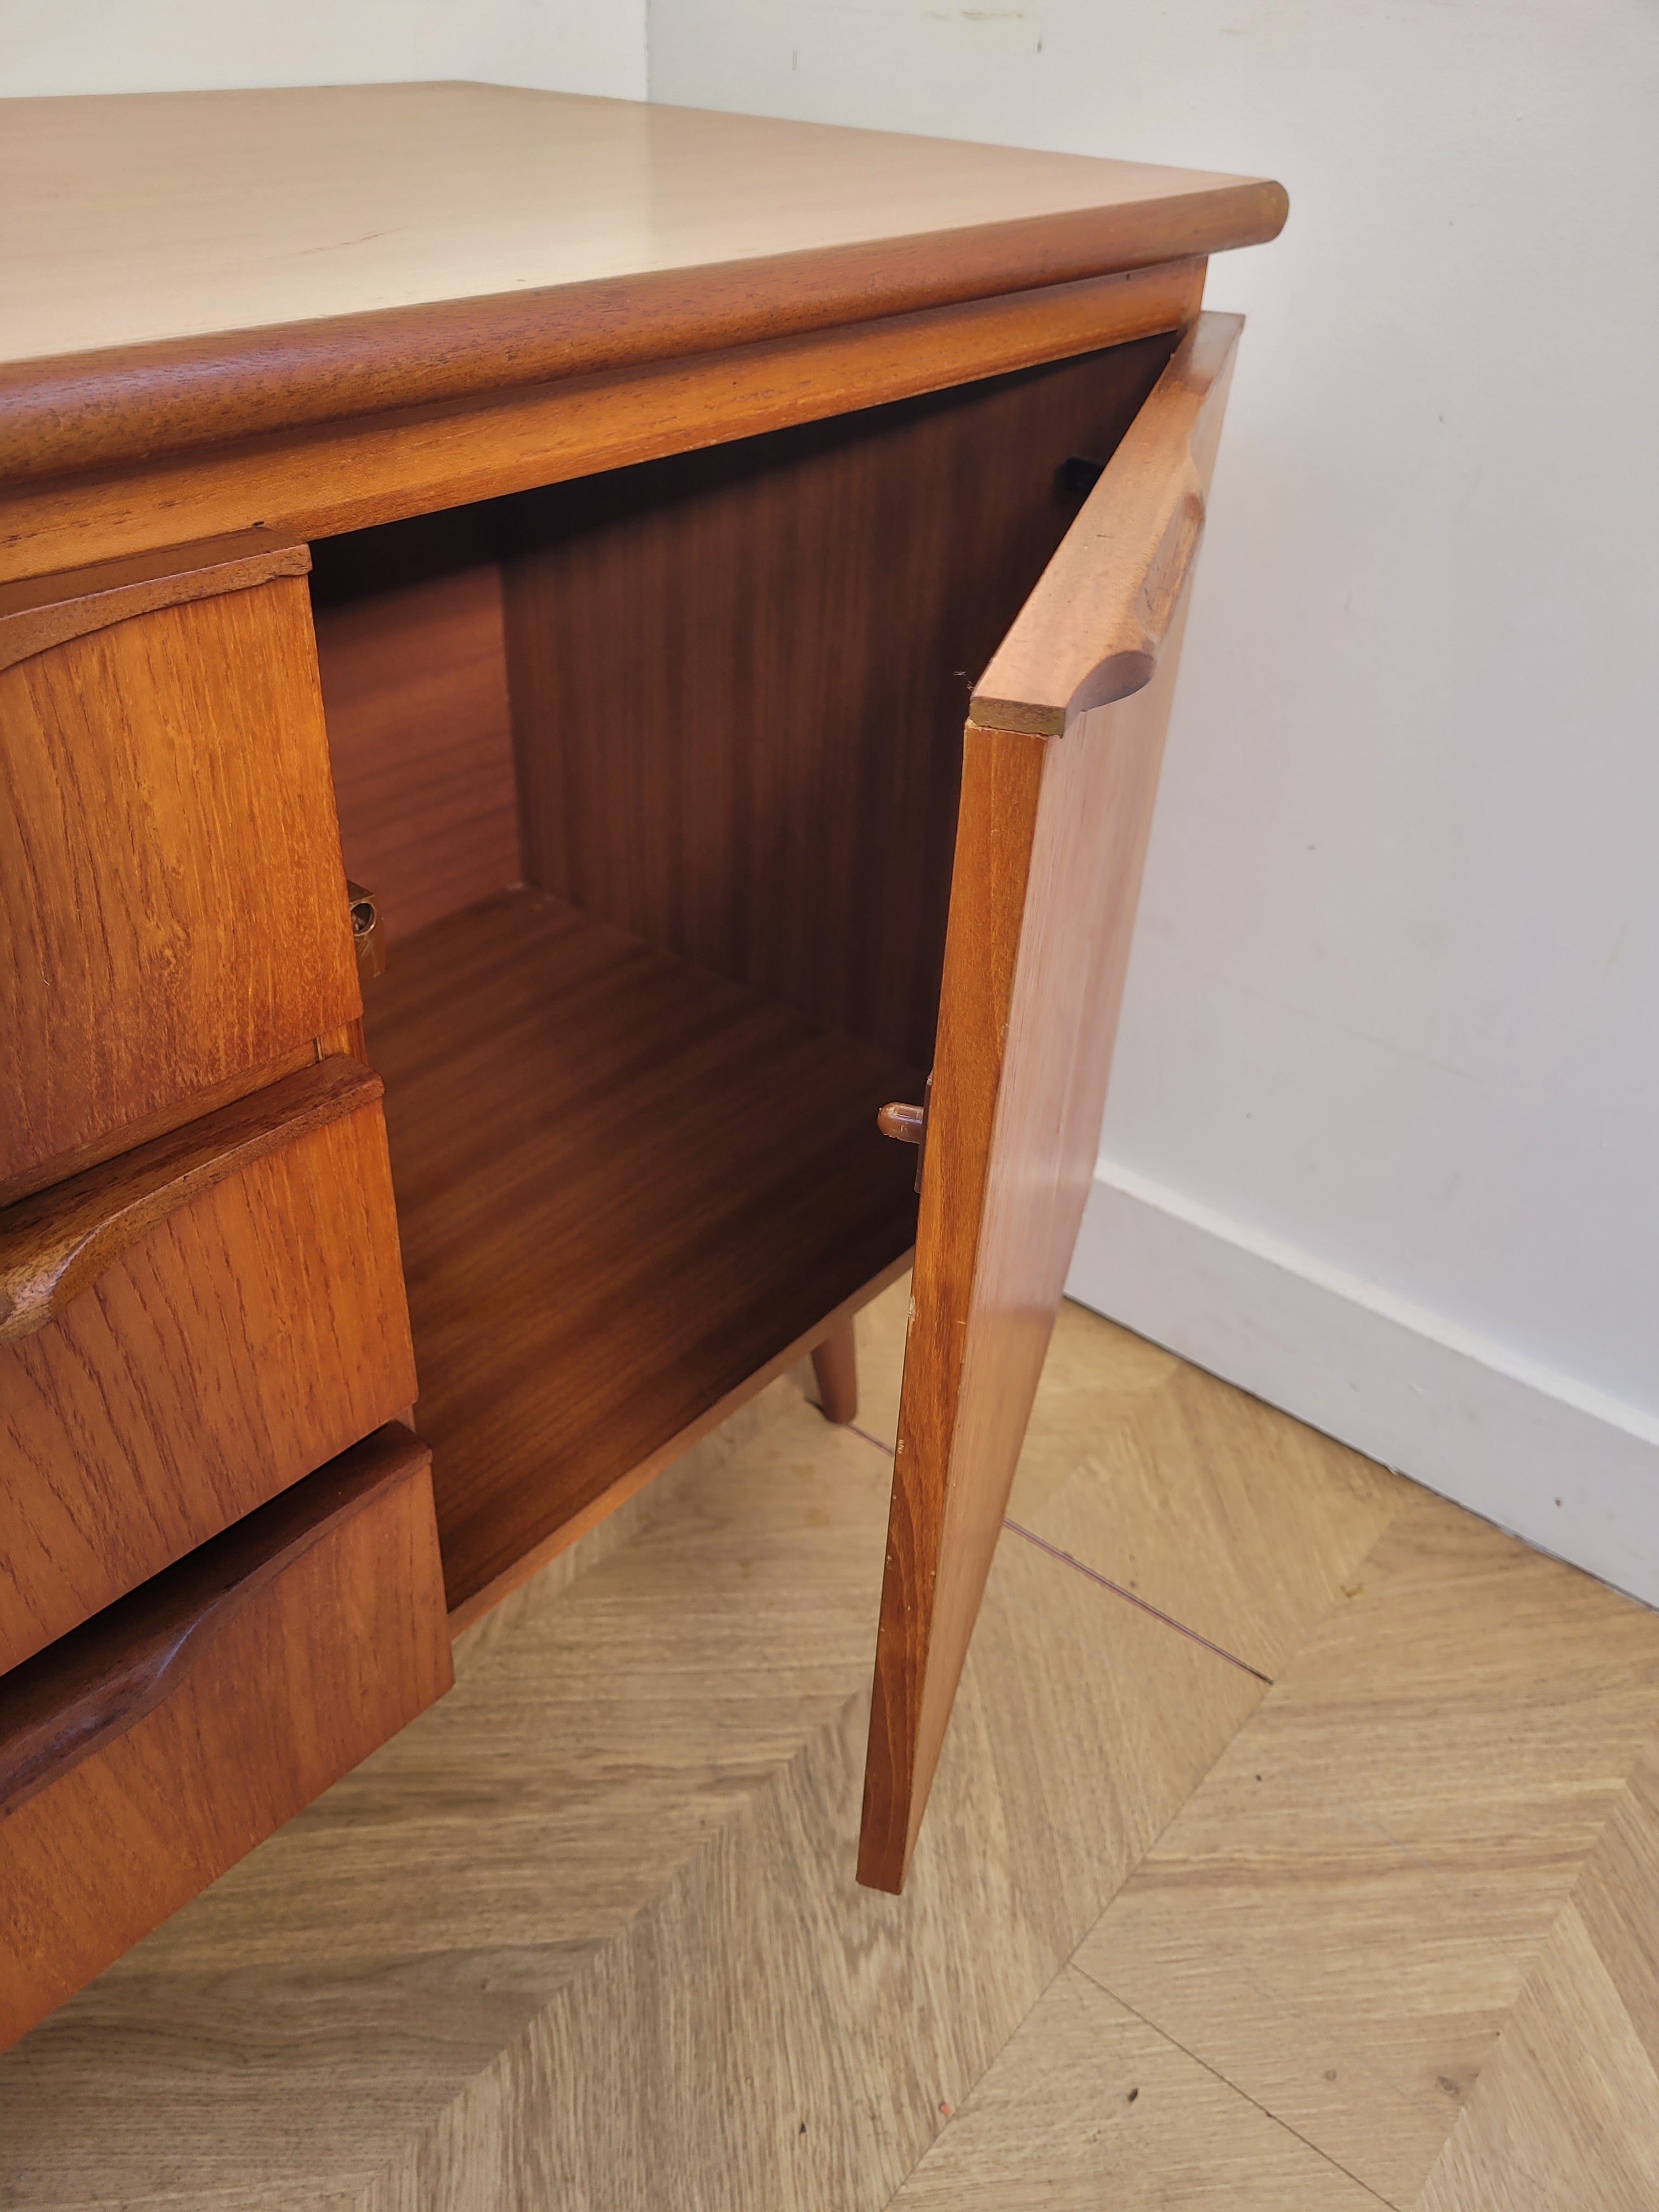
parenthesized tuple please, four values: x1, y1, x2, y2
(502, 336, 1176, 1070)
(310, 512, 523, 943)
(0, 575, 361, 1189)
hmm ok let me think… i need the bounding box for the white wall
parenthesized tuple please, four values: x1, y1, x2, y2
(650, 2, 1659, 1599)
(0, 0, 645, 99)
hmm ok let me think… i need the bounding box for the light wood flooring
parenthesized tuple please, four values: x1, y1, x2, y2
(4, 1279, 1657, 2209)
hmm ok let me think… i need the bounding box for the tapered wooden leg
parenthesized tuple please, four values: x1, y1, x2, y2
(810, 1321, 859, 1426)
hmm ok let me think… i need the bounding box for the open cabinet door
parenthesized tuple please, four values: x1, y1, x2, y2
(858, 313, 1243, 1892)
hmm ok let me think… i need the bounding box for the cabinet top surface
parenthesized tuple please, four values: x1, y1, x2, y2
(2, 82, 1283, 367)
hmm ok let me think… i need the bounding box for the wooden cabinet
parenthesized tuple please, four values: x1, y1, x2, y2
(0, 83, 1283, 2038)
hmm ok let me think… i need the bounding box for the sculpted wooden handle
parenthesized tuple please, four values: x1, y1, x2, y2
(0, 1423, 421, 1819)
(0, 1603, 232, 1819)
(0, 1054, 382, 1342)
(969, 312, 1242, 737)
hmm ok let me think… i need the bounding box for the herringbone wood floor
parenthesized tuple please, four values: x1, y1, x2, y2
(3, 1279, 1655, 2209)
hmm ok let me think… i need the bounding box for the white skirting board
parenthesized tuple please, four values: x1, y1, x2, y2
(1068, 1162, 1659, 1614)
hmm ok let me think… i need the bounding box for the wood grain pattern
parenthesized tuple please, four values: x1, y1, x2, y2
(0, 1055, 381, 1341)
(0, 1335, 1261, 2208)
(1416, 1733, 1659, 2212)
(444, 1250, 913, 1637)
(1076, 1491, 1659, 2205)
(0, 531, 309, 672)
(0, 83, 1283, 471)
(7, 1286, 1654, 2204)
(859, 321, 1240, 1892)
(1003, 1311, 1407, 1679)
(312, 514, 522, 943)
(857, 730, 1043, 1878)
(0, 1040, 330, 1210)
(0, 264, 1205, 588)
(362, 888, 923, 1621)
(0, 1421, 451, 2055)
(0, 1093, 415, 1673)
(388, 1458, 1260, 2212)
(445, 1362, 810, 1673)
(972, 315, 1241, 735)
(854, 1277, 1412, 1689)
(1, 563, 362, 1188)
(506, 335, 1176, 1070)
(891, 1966, 1380, 2208)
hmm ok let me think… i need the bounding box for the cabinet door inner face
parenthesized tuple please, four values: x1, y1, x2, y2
(500, 332, 1178, 1070)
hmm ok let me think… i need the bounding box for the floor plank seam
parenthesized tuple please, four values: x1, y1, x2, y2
(845, 1422, 896, 1457)
(1072, 1966, 1403, 2211)
(865, 1566, 1283, 2203)
(375, 1675, 896, 2212)
(48, 1283, 1657, 2204)
(1001, 1517, 1273, 1681)
(838, 1408, 1279, 1681)
(872, 1943, 1091, 2212)
(1411, 2025, 1559, 2212)
(1231, 1495, 1652, 1960)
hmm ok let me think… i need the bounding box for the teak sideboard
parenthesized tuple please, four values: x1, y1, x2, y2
(0, 82, 1285, 2049)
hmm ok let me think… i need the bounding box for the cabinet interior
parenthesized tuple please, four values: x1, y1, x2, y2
(308, 329, 1178, 1622)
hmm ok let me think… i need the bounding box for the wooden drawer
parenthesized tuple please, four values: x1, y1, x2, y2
(0, 534, 362, 1201)
(0, 1057, 416, 1675)
(860, 313, 1242, 1891)
(0, 1422, 451, 2052)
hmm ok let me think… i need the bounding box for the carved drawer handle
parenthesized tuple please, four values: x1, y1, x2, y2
(0, 1056, 382, 1342)
(0, 1423, 419, 1819)
(0, 1598, 239, 1819)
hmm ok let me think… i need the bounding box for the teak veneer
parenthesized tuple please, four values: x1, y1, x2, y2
(363, 889, 924, 1626)
(1, 81, 1284, 2042)
(0, 1424, 450, 2050)
(0, 86, 1283, 477)
(0, 1064, 414, 1674)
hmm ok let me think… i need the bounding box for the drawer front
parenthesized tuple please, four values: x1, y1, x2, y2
(859, 313, 1243, 1892)
(0, 535, 362, 1199)
(0, 1424, 451, 2052)
(0, 1058, 416, 1674)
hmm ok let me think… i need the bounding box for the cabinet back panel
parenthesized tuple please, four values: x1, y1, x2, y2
(503, 333, 1177, 1067)
(310, 512, 521, 945)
